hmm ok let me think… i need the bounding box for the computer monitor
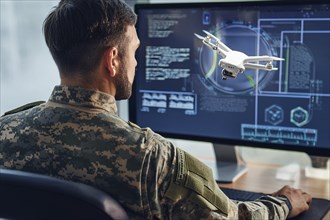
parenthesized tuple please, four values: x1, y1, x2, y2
(129, 0, 330, 182)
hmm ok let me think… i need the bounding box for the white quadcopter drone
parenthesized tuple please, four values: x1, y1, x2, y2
(195, 30, 284, 80)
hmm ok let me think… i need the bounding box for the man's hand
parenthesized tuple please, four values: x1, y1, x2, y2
(272, 185, 312, 218)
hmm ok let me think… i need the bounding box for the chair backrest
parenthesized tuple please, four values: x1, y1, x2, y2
(0, 168, 128, 220)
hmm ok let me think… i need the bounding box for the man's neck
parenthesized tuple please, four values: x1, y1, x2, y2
(60, 75, 115, 96)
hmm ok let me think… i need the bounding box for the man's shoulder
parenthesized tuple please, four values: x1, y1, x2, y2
(124, 120, 175, 152)
(1, 101, 45, 118)
(127, 121, 142, 129)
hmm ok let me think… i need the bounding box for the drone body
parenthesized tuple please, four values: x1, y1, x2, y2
(195, 30, 284, 80)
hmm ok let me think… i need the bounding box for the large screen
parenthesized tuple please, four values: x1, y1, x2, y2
(130, 0, 330, 157)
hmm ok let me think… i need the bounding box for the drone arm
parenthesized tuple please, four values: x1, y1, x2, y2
(244, 62, 278, 71)
(216, 40, 232, 53)
(244, 56, 284, 62)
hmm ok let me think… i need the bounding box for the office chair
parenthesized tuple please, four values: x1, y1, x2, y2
(0, 168, 129, 220)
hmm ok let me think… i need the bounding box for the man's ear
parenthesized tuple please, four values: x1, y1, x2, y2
(104, 47, 119, 77)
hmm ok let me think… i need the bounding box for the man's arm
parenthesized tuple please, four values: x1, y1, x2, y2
(161, 147, 311, 219)
(146, 133, 312, 219)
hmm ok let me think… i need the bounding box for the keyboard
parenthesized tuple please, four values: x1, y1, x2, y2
(220, 187, 265, 201)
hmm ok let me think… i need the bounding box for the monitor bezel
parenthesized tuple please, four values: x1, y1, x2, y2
(130, 0, 330, 157)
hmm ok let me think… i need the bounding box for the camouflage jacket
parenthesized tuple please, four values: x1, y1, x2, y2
(0, 85, 290, 219)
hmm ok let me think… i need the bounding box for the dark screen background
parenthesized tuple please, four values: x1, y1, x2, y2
(130, 1, 330, 153)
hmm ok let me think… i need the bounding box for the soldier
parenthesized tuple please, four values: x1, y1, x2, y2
(0, 0, 311, 219)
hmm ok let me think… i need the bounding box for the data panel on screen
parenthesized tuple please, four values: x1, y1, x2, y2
(131, 1, 330, 155)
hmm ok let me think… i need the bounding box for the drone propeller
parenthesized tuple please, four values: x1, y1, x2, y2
(194, 32, 219, 50)
(194, 33, 205, 40)
(202, 30, 232, 53)
(194, 30, 232, 59)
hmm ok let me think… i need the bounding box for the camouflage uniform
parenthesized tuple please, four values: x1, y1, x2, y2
(0, 85, 290, 219)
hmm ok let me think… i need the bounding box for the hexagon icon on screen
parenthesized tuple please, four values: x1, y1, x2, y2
(265, 105, 283, 125)
(291, 107, 309, 127)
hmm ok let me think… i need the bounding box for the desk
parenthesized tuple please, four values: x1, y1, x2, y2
(218, 163, 330, 219)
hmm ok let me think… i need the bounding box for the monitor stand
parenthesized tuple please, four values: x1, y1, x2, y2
(212, 144, 248, 183)
(305, 156, 330, 180)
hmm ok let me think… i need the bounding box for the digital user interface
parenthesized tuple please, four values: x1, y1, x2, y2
(132, 2, 330, 150)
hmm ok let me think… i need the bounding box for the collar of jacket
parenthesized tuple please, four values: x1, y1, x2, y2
(48, 85, 118, 114)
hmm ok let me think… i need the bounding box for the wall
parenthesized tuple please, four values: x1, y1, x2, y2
(0, 0, 142, 115)
(0, 1, 59, 115)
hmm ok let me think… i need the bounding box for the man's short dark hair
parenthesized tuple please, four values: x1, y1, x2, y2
(43, 0, 137, 75)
